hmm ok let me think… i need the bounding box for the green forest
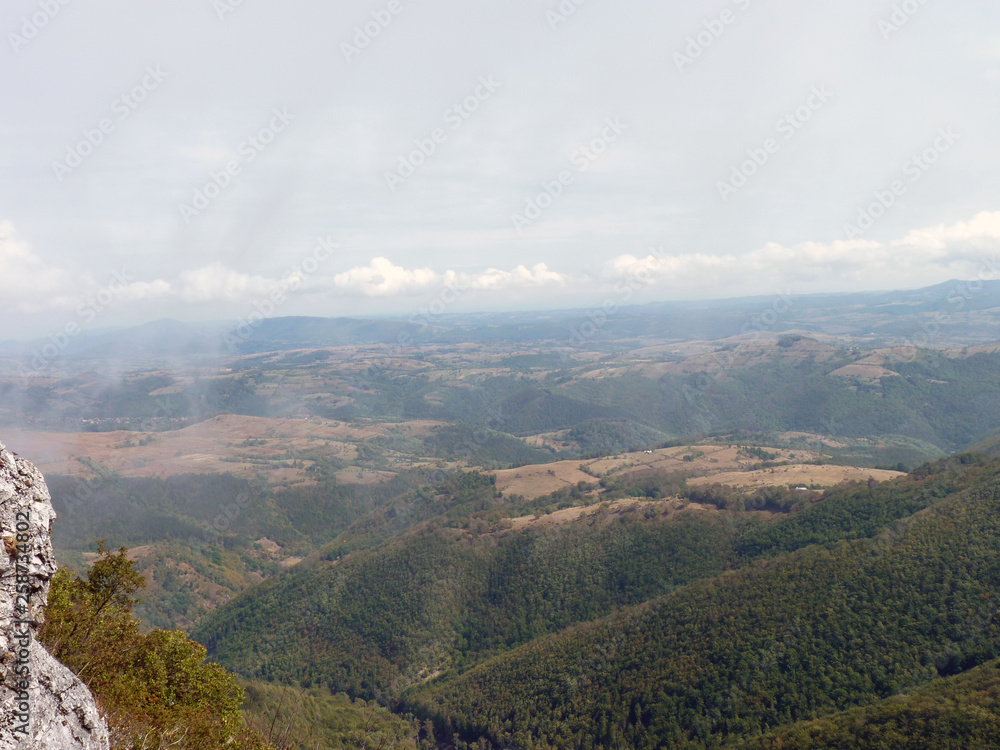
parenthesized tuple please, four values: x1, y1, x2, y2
(733, 657, 1000, 749)
(185, 454, 1000, 748)
(12, 309, 1000, 748)
(405, 457, 1000, 748)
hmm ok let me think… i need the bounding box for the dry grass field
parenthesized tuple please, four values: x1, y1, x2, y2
(828, 364, 899, 380)
(502, 449, 904, 532)
(2, 415, 446, 486)
(688, 463, 904, 489)
(494, 444, 822, 500)
(506, 494, 787, 533)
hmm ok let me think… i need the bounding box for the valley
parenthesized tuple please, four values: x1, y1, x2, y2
(3, 285, 1000, 748)
(6, 3, 1000, 745)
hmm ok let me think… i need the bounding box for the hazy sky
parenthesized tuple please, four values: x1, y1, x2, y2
(2, 0, 999, 337)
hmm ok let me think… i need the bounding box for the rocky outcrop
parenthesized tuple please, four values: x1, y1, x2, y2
(1, 441, 109, 749)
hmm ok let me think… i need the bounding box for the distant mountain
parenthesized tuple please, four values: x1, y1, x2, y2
(229, 316, 423, 353)
(204, 277, 1000, 349)
(0, 318, 227, 363)
(3, 280, 1000, 363)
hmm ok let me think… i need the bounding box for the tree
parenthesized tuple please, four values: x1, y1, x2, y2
(39, 543, 277, 750)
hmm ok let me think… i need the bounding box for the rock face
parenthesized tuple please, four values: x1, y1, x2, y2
(1, 441, 109, 749)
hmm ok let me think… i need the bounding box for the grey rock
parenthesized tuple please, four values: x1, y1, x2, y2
(1, 440, 109, 749)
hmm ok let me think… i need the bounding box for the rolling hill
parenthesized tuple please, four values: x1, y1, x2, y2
(191, 454, 1000, 748)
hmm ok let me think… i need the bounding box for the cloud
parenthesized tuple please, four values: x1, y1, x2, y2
(895, 211, 1000, 258)
(115, 279, 174, 303)
(332, 257, 438, 296)
(6, 209, 999, 328)
(330, 258, 568, 296)
(176, 262, 279, 302)
(0, 221, 34, 269)
(0, 225, 568, 319)
(459, 262, 567, 290)
(607, 212, 1000, 294)
(0, 221, 78, 313)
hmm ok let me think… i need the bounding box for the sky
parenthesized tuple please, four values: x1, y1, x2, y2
(1, 0, 1000, 338)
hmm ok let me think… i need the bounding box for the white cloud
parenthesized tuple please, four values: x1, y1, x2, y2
(0, 221, 34, 269)
(607, 212, 1000, 295)
(116, 279, 174, 303)
(457, 262, 567, 290)
(332, 257, 439, 296)
(176, 262, 278, 302)
(6, 208, 1000, 330)
(0, 222, 78, 313)
(895, 211, 1000, 258)
(330, 258, 568, 296)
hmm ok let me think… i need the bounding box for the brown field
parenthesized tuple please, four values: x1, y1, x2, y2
(495, 444, 822, 500)
(1, 415, 446, 486)
(688, 463, 904, 490)
(856, 347, 921, 364)
(494, 461, 595, 498)
(965, 342, 1000, 355)
(507, 497, 665, 530)
(523, 431, 579, 452)
(502, 453, 904, 532)
(828, 364, 899, 380)
(506, 494, 781, 533)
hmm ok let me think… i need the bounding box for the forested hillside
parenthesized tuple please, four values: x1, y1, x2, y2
(405, 456, 1000, 748)
(46, 469, 426, 628)
(39, 546, 275, 749)
(731, 658, 1000, 749)
(240, 681, 421, 749)
(192, 455, 1000, 748)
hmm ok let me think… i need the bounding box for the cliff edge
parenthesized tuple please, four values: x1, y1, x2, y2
(1, 440, 109, 749)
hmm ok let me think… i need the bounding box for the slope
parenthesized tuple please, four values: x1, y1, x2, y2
(731, 658, 1000, 749)
(193, 456, 995, 715)
(405, 456, 1000, 749)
